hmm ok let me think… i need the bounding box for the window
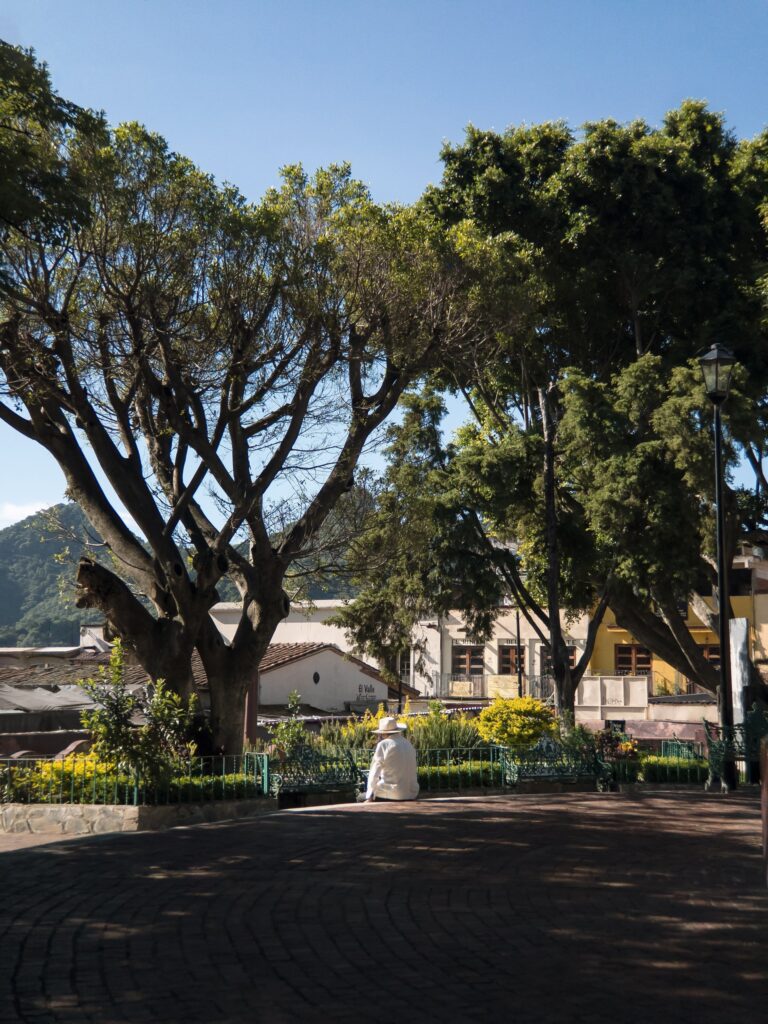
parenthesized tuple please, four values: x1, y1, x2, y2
(541, 646, 577, 675)
(614, 644, 652, 675)
(398, 648, 411, 682)
(452, 644, 484, 677)
(498, 642, 525, 675)
(701, 644, 720, 669)
(730, 569, 752, 597)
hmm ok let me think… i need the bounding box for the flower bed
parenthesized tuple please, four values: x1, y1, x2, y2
(0, 753, 269, 806)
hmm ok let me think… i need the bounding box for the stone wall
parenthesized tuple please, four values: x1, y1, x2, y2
(0, 797, 278, 835)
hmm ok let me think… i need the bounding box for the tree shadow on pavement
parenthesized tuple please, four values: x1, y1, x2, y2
(0, 790, 765, 1024)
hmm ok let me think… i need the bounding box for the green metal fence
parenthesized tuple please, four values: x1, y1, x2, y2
(325, 745, 505, 793)
(0, 753, 270, 806)
(2, 742, 723, 807)
(416, 746, 504, 792)
(660, 740, 703, 759)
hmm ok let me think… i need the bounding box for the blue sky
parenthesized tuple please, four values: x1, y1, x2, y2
(1, 0, 768, 526)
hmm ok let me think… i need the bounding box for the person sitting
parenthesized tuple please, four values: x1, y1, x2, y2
(363, 716, 419, 802)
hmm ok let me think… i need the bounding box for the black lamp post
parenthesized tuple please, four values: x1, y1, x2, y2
(515, 607, 523, 698)
(699, 343, 738, 791)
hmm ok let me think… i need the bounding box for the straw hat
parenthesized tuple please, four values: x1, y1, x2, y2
(374, 716, 407, 735)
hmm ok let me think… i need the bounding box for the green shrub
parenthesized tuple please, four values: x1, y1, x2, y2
(610, 759, 641, 783)
(3, 756, 266, 805)
(477, 696, 557, 751)
(557, 721, 598, 758)
(417, 759, 501, 790)
(267, 691, 311, 755)
(316, 704, 391, 752)
(79, 640, 198, 781)
(639, 755, 709, 784)
(3, 752, 133, 804)
(317, 716, 374, 751)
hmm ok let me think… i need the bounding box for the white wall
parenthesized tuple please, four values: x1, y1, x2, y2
(210, 600, 359, 655)
(259, 648, 388, 712)
(575, 676, 649, 721)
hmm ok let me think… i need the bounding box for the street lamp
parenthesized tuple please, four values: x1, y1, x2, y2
(699, 343, 738, 790)
(515, 607, 523, 698)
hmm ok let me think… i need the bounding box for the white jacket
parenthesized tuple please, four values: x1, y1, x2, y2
(365, 733, 419, 800)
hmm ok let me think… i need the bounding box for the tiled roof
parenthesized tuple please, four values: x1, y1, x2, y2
(259, 643, 333, 672)
(258, 643, 386, 683)
(0, 643, 387, 690)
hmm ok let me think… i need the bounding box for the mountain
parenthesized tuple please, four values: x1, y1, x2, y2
(0, 502, 354, 647)
(0, 502, 96, 646)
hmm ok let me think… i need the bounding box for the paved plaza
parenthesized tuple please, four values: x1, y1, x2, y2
(0, 791, 766, 1024)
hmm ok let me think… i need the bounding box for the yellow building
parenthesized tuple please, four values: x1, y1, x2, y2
(591, 550, 768, 694)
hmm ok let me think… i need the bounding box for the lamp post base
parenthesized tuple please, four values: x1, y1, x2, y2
(706, 759, 739, 793)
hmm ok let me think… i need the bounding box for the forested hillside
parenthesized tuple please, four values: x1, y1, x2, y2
(0, 503, 98, 646)
(0, 502, 353, 647)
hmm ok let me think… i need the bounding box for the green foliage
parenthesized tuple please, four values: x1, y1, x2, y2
(316, 718, 370, 751)
(267, 691, 310, 755)
(557, 719, 599, 759)
(476, 697, 558, 751)
(0, 41, 104, 247)
(406, 711, 483, 752)
(341, 103, 768, 703)
(639, 755, 709, 784)
(559, 356, 725, 602)
(333, 390, 515, 670)
(79, 641, 198, 781)
(315, 703, 389, 751)
(417, 760, 499, 790)
(3, 754, 263, 804)
(0, 89, 493, 751)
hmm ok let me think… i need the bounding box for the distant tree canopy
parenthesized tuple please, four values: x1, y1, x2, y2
(0, 41, 103, 250)
(0, 46, 517, 749)
(340, 103, 768, 711)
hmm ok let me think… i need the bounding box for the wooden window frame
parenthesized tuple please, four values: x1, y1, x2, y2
(498, 643, 525, 676)
(451, 644, 484, 677)
(614, 644, 652, 675)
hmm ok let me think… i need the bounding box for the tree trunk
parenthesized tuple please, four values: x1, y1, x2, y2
(76, 556, 197, 700)
(196, 578, 291, 753)
(538, 385, 573, 718)
(609, 583, 720, 693)
(207, 669, 253, 754)
(554, 663, 576, 719)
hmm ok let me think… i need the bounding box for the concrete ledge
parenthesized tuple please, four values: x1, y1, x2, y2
(0, 797, 278, 835)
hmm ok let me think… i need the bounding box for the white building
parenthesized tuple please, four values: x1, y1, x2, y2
(257, 643, 389, 713)
(208, 599, 590, 699)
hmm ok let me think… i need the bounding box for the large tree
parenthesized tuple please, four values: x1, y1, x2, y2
(0, 105, 499, 747)
(343, 103, 768, 714)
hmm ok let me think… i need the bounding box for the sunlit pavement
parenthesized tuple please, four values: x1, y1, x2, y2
(0, 791, 765, 1023)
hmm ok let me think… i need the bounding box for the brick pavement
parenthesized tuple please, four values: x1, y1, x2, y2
(0, 791, 765, 1024)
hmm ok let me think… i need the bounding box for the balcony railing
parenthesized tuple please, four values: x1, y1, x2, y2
(441, 673, 486, 698)
(438, 673, 553, 701)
